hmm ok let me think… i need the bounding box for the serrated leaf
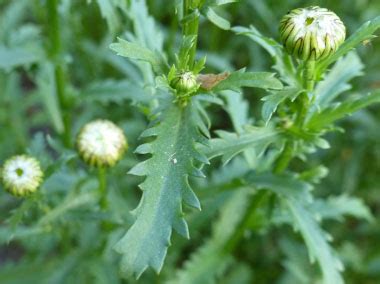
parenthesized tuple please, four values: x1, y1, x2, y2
(110, 37, 168, 74)
(261, 87, 300, 124)
(307, 91, 380, 130)
(115, 100, 208, 278)
(247, 173, 344, 284)
(317, 15, 380, 73)
(286, 201, 344, 284)
(310, 195, 373, 222)
(314, 52, 364, 108)
(127, 0, 164, 53)
(82, 80, 151, 104)
(212, 69, 283, 92)
(202, 127, 280, 164)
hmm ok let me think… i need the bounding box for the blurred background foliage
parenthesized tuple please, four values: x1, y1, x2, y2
(0, 0, 379, 283)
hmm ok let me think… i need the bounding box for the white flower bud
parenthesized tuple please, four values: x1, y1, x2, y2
(279, 6, 346, 61)
(77, 120, 128, 168)
(1, 155, 43, 197)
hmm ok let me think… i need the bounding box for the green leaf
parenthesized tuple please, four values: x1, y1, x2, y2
(202, 126, 281, 164)
(177, 35, 197, 70)
(310, 195, 374, 222)
(168, 188, 251, 284)
(247, 173, 344, 284)
(0, 1, 30, 41)
(314, 52, 364, 107)
(0, 45, 40, 71)
(206, 0, 239, 5)
(279, 239, 315, 284)
(95, 0, 120, 33)
(261, 87, 300, 124)
(35, 63, 64, 134)
(221, 91, 260, 166)
(307, 91, 380, 130)
(82, 80, 151, 104)
(221, 91, 249, 133)
(115, 100, 208, 278)
(126, 0, 164, 53)
(109, 38, 168, 74)
(212, 69, 283, 92)
(204, 7, 231, 30)
(317, 15, 380, 73)
(0, 226, 46, 244)
(286, 201, 344, 284)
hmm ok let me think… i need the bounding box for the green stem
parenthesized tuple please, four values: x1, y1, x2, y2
(273, 60, 316, 173)
(295, 60, 315, 127)
(223, 191, 268, 253)
(273, 141, 295, 174)
(183, 0, 200, 68)
(98, 167, 107, 210)
(47, 0, 71, 147)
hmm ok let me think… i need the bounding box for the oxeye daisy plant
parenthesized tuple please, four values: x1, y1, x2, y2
(0, 1, 380, 284)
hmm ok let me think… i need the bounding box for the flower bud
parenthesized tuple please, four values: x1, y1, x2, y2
(170, 71, 198, 94)
(77, 120, 128, 168)
(279, 6, 346, 61)
(1, 155, 44, 197)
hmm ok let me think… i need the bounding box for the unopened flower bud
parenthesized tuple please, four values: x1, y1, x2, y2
(77, 120, 127, 168)
(279, 6, 346, 61)
(1, 155, 43, 197)
(170, 71, 198, 94)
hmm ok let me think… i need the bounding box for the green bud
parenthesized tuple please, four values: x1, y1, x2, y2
(77, 120, 128, 168)
(279, 6, 346, 61)
(170, 71, 198, 95)
(1, 155, 44, 197)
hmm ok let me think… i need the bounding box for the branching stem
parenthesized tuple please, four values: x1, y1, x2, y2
(273, 140, 295, 174)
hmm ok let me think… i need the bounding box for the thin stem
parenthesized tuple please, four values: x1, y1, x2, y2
(47, 0, 71, 147)
(183, 0, 200, 68)
(273, 141, 295, 174)
(303, 60, 316, 92)
(98, 167, 108, 210)
(223, 191, 268, 253)
(295, 60, 315, 127)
